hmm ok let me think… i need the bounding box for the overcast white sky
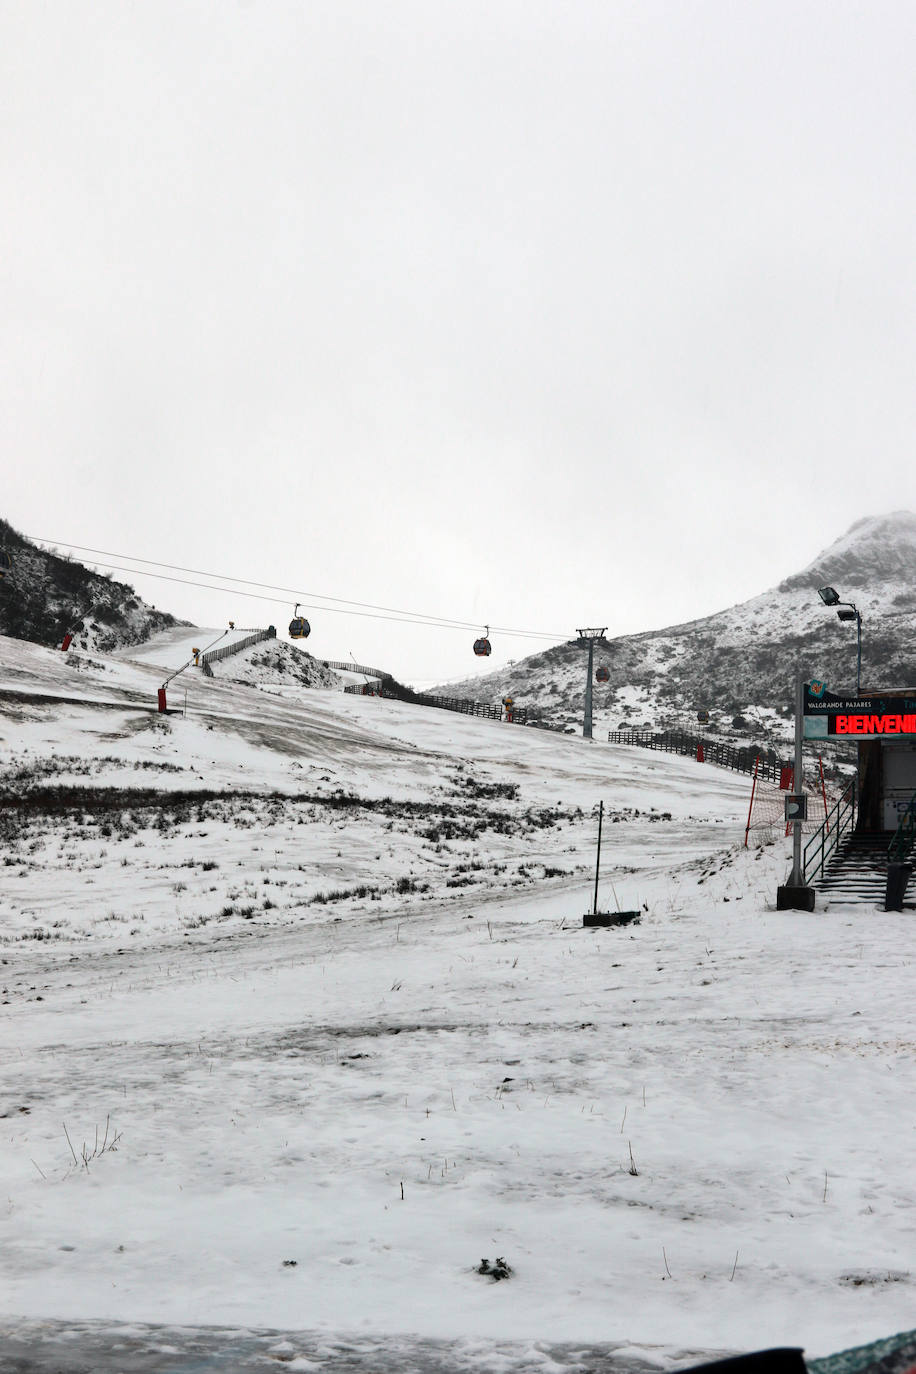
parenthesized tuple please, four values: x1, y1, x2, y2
(4, 1, 916, 684)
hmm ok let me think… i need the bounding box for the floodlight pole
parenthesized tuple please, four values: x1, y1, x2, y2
(836, 602, 862, 693)
(817, 586, 862, 694)
(577, 628, 607, 740)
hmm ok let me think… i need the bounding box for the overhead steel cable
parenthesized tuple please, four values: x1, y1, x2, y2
(24, 535, 569, 641)
(62, 559, 498, 632)
(26, 537, 478, 627)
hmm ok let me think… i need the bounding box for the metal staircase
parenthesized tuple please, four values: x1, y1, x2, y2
(801, 778, 892, 908)
(814, 832, 897, 907)
(810, 785, 916, 909)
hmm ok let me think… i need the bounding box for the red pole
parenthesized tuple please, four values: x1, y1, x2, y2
(61, 633, 73, 652)
(157, 688, 167, 713)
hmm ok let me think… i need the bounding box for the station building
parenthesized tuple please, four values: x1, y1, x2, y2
(804, 685, 916, 832)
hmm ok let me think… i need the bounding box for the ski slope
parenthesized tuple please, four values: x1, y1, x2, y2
(112, 624, 262, 670)
(0, 630, 912, 1368)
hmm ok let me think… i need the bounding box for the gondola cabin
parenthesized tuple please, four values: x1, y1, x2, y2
(0, 549, 10, 579)
(473, 635, 492, 657)
(289, 604, 311, 639)
(596, 666, 609, 683)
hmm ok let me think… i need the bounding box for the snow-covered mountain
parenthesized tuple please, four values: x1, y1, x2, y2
(439, 512, 916, 743)
(0, 523, 340, 689)
(6, 512, 916, 726)
(0, 519, 185, 653)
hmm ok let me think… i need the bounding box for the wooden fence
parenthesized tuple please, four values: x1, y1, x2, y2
(321, 659, 393, 680)
(380, 683, 529, 726)
(200, 627, 276, 672)
(607, 728, 789, 782)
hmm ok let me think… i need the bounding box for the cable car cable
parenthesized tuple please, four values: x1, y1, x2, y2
(24, 537, 481, 629)
(52, 555, 564, 641)
(23, 535, 568, 641)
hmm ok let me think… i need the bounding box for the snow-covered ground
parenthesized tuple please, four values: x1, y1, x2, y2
(0, 630, 912, 1369)
(110, 625, 259, 670)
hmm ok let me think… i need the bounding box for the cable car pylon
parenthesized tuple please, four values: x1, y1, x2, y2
(577, 628, 608, 739)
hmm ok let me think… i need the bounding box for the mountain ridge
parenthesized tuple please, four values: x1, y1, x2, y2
(0, 517, 186, 653)
(436, 512, 916, 744)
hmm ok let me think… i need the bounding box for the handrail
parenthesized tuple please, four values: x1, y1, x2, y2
(803, 777, 856, 883)
(888, 790, 916, 864)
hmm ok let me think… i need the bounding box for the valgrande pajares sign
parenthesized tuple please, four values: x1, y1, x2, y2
(804, 682, 916, 739)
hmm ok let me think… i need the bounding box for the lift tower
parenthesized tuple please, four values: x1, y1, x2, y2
(577, 628, 608, 740)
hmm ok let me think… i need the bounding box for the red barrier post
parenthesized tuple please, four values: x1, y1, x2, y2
(61, 633, 73, 652)
(157, 688, 167, 713)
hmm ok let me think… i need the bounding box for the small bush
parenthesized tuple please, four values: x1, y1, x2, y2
(477, 1256, 512, 1281)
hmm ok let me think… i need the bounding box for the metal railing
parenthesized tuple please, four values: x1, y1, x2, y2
(608, 729, 789, 783)
(888, 791, 916, 864)
(200, 627, 275, 668)
(803, 777, 856, 883)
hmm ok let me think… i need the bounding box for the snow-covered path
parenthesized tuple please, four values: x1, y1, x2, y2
(111, 626, 259, 671)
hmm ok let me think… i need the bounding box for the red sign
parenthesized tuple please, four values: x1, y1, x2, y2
(833, 713, 916, 736)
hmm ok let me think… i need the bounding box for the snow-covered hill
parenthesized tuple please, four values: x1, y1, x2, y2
(1, 629, 914, 1362)
(0, 519, 185, 653)
(113, 625, 340, 691)
(0, 524, 359, 693)
(439, 512, 916, 744)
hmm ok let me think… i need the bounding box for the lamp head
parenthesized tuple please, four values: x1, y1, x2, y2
(836, 607, 858, 622)
(818, 586, 841, 606)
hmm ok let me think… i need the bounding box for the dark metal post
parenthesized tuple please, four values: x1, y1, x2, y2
(856, 612, 862, 694)
(787, 669, 804, 886)
(593, 800, 604, 915)
(777, 668, 816, 910)
(584, 640, 594, 740)
(577, 627, 607, 741)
